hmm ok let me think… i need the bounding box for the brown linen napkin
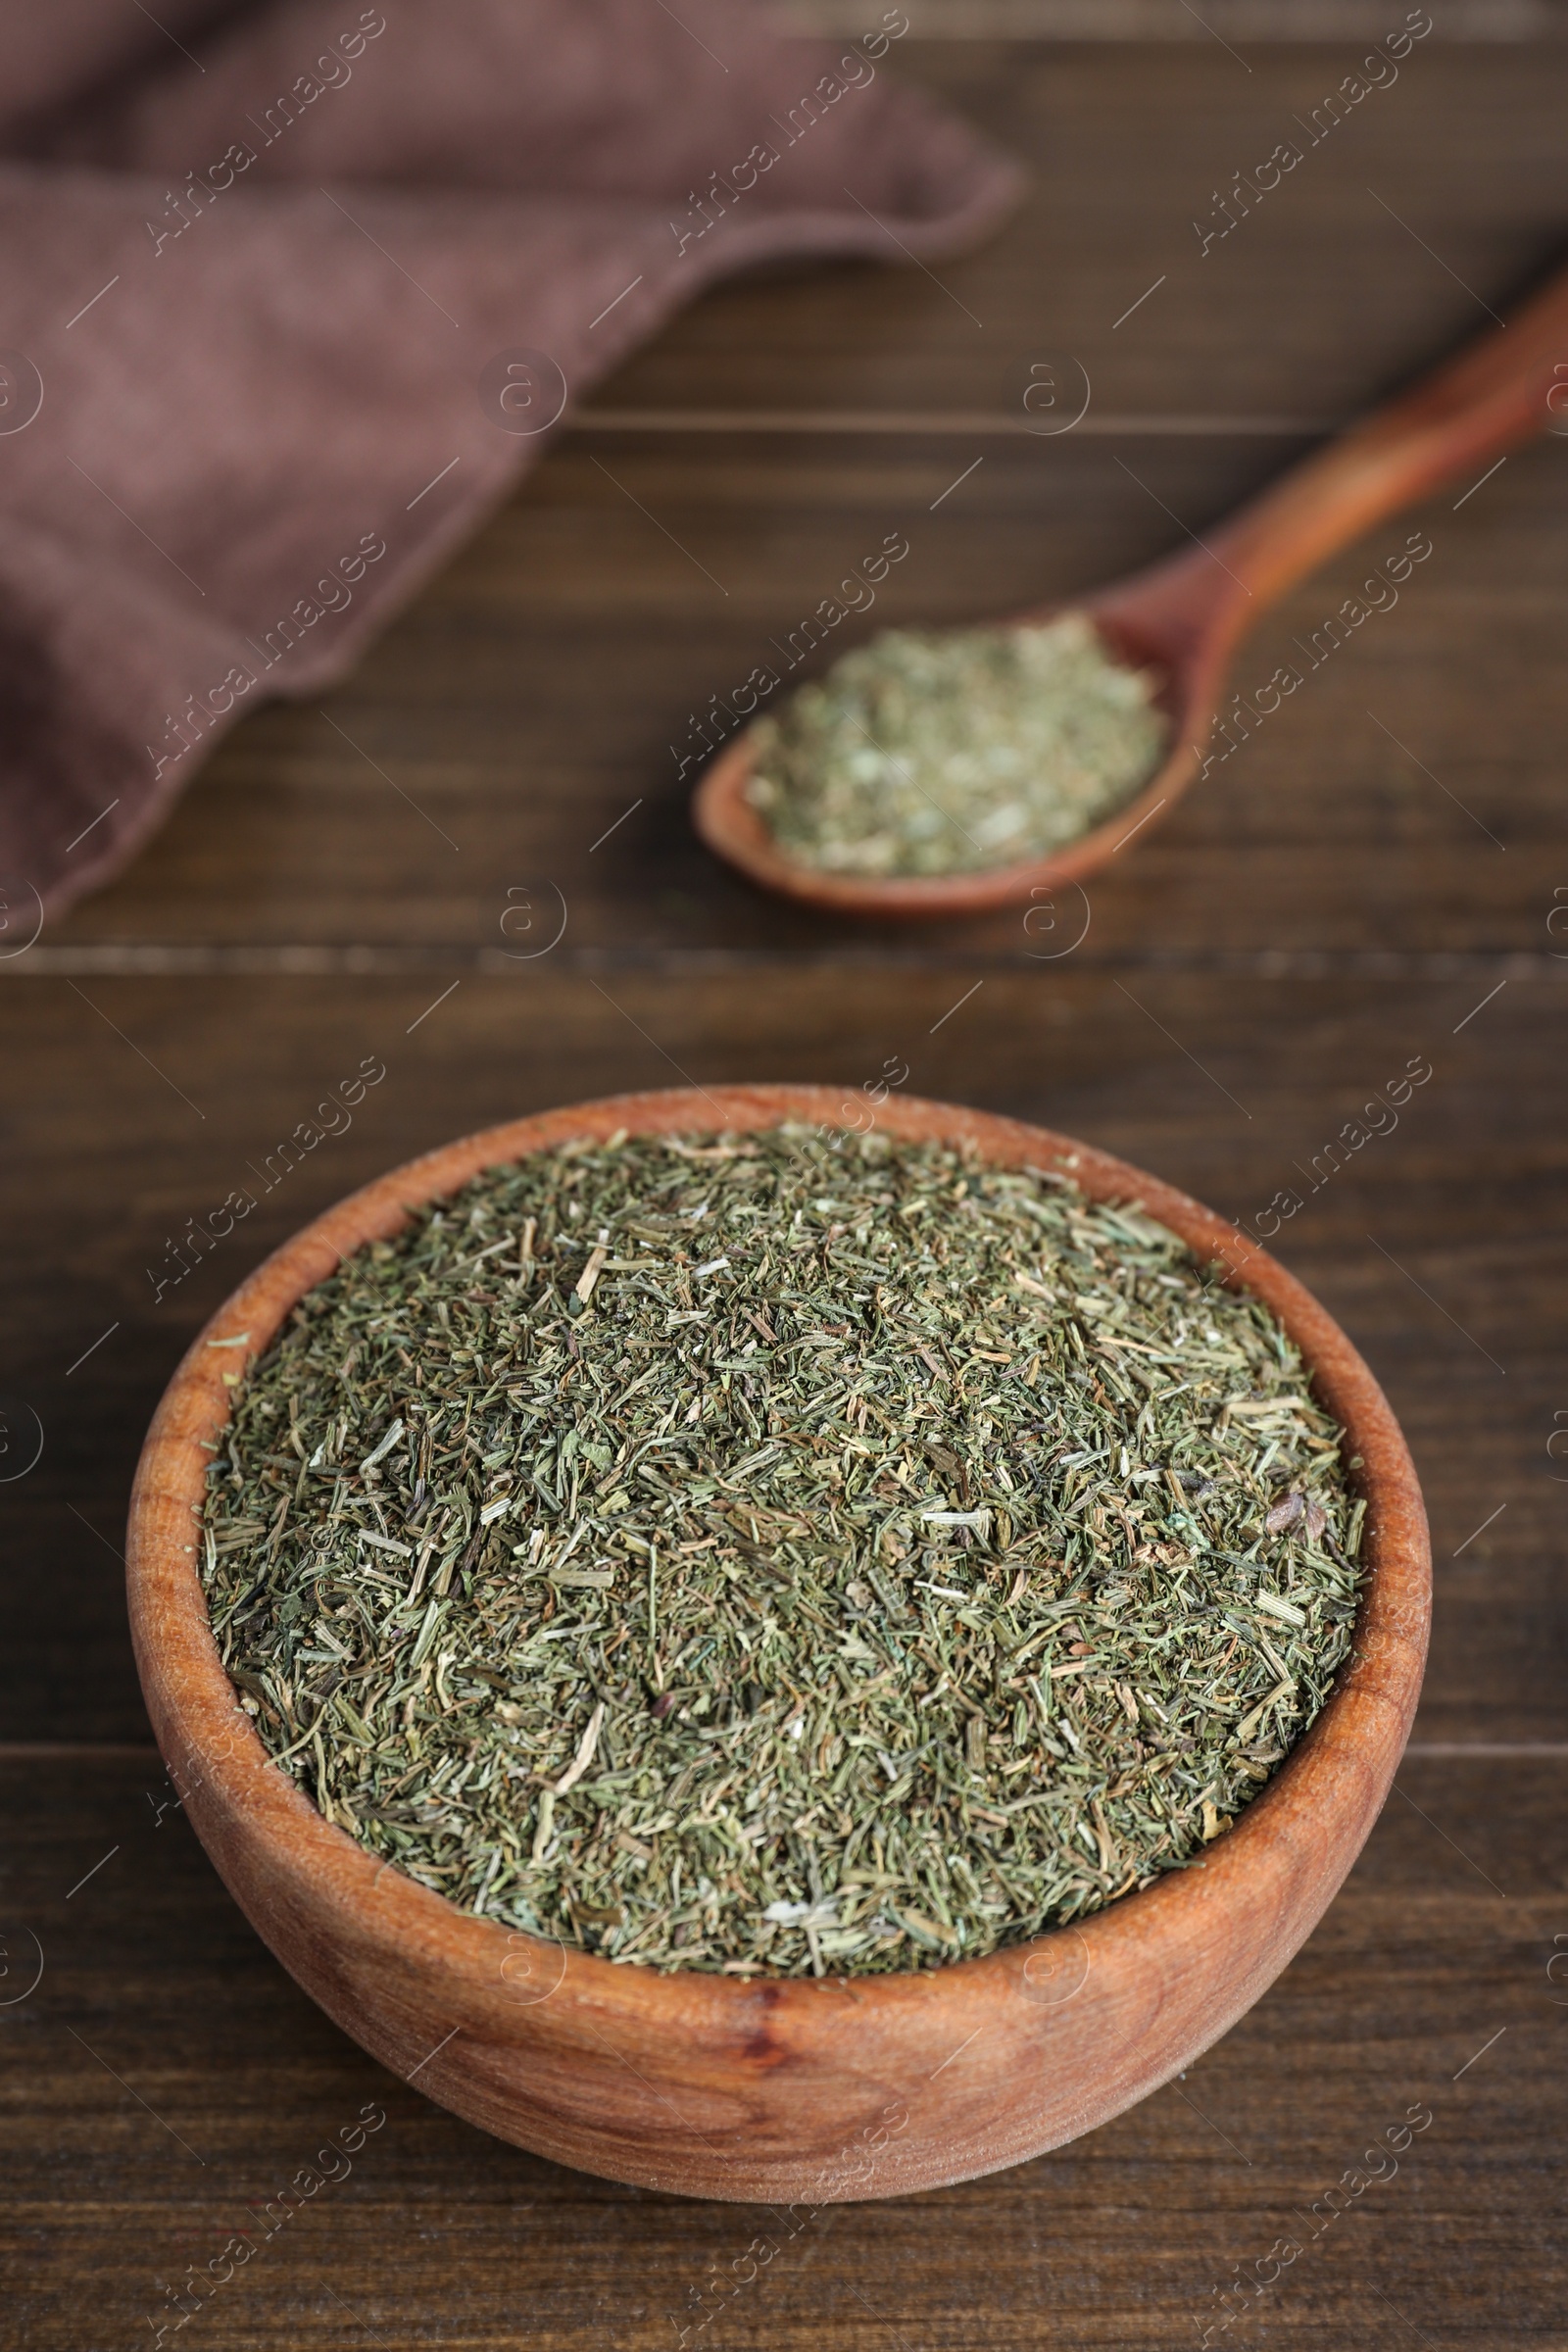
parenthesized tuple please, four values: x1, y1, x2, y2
(0, 0, 1022, 923)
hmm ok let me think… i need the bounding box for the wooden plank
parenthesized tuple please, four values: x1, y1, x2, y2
(0, 1751, 1556, 2347)
(23, 42, 1568, 963)
(584, 41, 1568, 418)
(1, 962, 1562, 1742)
(32, 426, 1565, 957)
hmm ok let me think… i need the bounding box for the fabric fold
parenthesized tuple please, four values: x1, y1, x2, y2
(0, 0, 1023, 916)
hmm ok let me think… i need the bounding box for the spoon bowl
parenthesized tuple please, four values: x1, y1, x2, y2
(696, 584, 1219, 919)
(696, 263, 1568, 918)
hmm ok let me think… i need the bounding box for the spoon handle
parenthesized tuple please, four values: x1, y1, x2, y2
(1138, 264, 1568, 641)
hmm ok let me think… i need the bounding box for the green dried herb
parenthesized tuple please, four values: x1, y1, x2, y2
(745, 613, 1169, 877)
(202, 1128, 1360, 1978)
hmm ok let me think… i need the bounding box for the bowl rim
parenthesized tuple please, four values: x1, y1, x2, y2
(126, 1083, 1430, 2029)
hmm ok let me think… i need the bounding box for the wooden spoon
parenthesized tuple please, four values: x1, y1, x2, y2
(694, 270, 1568, 919)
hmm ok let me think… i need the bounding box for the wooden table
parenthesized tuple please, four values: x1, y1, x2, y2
(4, 15, 1565, 2346)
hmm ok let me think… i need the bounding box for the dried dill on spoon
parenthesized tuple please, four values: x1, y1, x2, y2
(203, 1127, 1361, 1977)
(744, 614, 1169, 877)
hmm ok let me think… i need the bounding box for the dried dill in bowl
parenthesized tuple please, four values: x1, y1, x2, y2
(202, 1127, 1363, 1979)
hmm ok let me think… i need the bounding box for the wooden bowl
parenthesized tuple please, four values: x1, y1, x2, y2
(126, 1086, 1430, 2202)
